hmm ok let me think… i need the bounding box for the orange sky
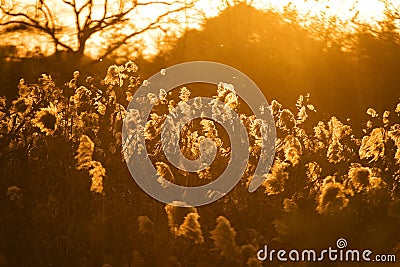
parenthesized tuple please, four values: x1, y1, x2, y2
(1, 0, 398, 59)
(131, 0, 397, 58)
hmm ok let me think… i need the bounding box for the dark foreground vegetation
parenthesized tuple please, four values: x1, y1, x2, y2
(1, 2, 400, 267)
(0, 61, 400, 266)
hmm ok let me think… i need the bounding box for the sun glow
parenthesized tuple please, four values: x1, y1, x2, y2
(1, 0, 398, 59)
(133, 0, 397, 58)
(250, 0, 387, 21)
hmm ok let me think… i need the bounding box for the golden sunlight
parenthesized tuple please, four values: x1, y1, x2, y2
(1, 0, 397, 58)
(133, 0, 396, 58)
(250, 0, 387, 21)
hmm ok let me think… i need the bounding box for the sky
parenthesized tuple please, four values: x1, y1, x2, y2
(132, 0, 399, 58)
(0, 0, 398, 59)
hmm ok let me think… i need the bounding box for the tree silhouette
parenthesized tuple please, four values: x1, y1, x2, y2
(0, 0, 195, 61)
(147, 2, 400, 125)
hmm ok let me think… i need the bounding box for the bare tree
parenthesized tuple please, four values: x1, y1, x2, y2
(0, 0, 195, 61)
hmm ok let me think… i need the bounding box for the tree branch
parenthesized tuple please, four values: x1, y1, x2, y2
(381, 0, 400, 19)
(99, 3, 194, 60)
(1, 0, 198, 59)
